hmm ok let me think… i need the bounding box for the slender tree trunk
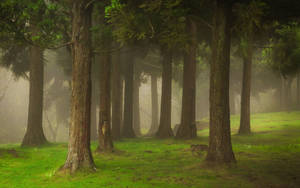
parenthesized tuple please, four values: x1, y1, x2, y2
(156, 49, 173, 138)
(120, 78, 124, 130)
(61, 0, 95, 173)
(230, 90, 236, 115)
(21, 45, 47, 147)
(111, 51, 122, 140)
(176, 18, 197, 139)
(239, 36, 253, 135)
(133, 72, 141, 136)
(97, 53, 113, 152)
(206, 0, 236, 164)
(90, 94, 98, 141)
(122, 58, 136, 138)
(147, 74, 159, 135)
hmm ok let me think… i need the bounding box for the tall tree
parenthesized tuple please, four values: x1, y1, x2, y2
(61, 0, 95, 173)
(147, 73, 159, 135)
(156, 49, 174, 138)
(176, 17, 198, 139)
(133, 69, 142, 136)
(122, 52, 136, 138)
(206, 0, 236, 164)
(111, 50, 122, 140)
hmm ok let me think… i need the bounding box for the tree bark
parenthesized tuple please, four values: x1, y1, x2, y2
(133, 71, 141, 136)
(21, 45, 47, 147)
(239, 36, 253, 135)
(61, 0, 95, 173)
(122, 58, 136, 138)
(97, 53, 114, 152)
(147, 74, 159, 135)
(206, 0, 236, 164)
(111, 51, 122, 140)
(156, 49, 173, 138)
(176, 17, 197, 139)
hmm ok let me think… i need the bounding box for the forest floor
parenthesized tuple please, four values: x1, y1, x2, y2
(1, 111, 300, 188)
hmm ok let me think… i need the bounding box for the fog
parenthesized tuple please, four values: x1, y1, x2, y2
(0, 48, 297, 144)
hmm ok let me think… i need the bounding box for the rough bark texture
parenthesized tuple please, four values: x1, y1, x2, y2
(176, 18, 197, 139)
(206, 0, 236, 164)
(239, 36, 253, 135)
(156, 49, 173, 138)
(97, 53, 114, 152)
(122, 59, 136, 138)
(147, 74, 159, 135)
(133, 71, 141, 136)
(61, 0, 95, 173)
(111, 51, 122, 140)
(21, 45, 47, 147)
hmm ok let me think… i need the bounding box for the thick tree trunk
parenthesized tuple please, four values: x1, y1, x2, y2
(61, 0, 95, 173)
(122, 59, 136, 138)
(147, 74, 159, 135)
(206, 0, 236, 164)
(133, 72, 141, 136)
(176, 18, 197, 139)
(21, 45, 47, 147)
(156, 49, 173, 138)
(97, 53, 114, 152)
(111, 51, 122, 140)
(239, 37, 253, 135)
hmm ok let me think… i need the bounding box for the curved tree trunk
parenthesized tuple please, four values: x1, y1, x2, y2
(206, 0, 236, 164)
(133, 71, 141, 136)
(176, 18, 197, 139)
(97, 53, 113, 152)
(21, 45, 47, 147)
(122, 58, 136, 138)
(111, 51, 122, 140)
(61, 0, 95, 173)
(156, 49, 173, 138)
(147, 74, 159, 135)
(239, 36, 253, 135)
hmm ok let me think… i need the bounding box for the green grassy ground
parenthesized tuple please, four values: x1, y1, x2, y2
(1, 111, 300, 188)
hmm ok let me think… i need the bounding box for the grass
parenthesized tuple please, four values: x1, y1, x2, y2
(1, 111, 300, 187)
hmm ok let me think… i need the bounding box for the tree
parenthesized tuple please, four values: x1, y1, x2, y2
(206, 0, 236, 164)
(175, 17, 197, 139)
(0, 0, 66, 147)
(156, 49, 174, 138)
(61, 0, 95, 173)
(234, 0, 266, 135)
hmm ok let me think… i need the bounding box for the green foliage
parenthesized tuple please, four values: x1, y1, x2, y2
(1, 112, 300, 187)
(270, 23, 300, 77)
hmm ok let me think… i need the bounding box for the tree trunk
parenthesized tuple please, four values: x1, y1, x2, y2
(122, 58, 136, 138)
(133, 72, 141, 136)
(61, 0, 95, 173)
(111, 51, 122, 140)
(230, 90, 236, 115)
(90, 94, 98, 141)
(156, 49, 173, 138)
(176, 18, 197, 139)
(21, 45, 47, 147)
(147, 74, 159, 135)
(206, 0, 236, 164)
(97, 53, 114, 152)
(239, 36, 253, 135)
